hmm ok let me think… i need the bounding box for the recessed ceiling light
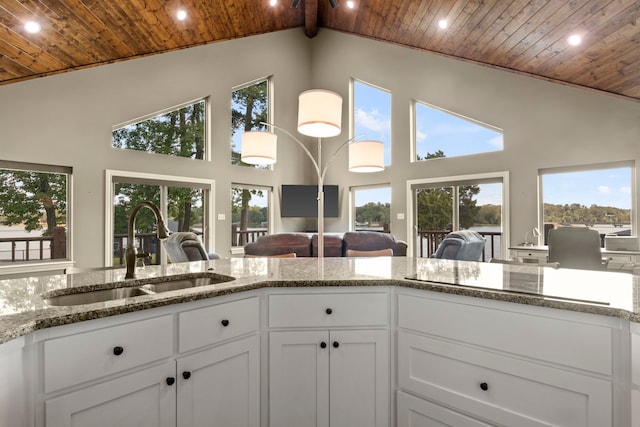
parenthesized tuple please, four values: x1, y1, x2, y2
(269, 0, 278, 6)
(438, 19, 448, 30)
(24, 21, 41, 34)
(176, 10, 187, 21)
(346, 0, 355, 8)
(567, 34, 582, 46)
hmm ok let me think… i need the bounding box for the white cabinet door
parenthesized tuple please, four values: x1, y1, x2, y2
(45, 362, 176, 427)
(0, 337, 28, 427)
(177, 335, 260, 427)
(329, 330, 389, 427)
(269, 329, 390, 427)
(269, 330, 330, 427)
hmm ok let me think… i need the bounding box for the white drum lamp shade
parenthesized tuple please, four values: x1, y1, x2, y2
(297, 89, 342, 138)
(349, 140, 384, 172)
(241, 131, 277, 165)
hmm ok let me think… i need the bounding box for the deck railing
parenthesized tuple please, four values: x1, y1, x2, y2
(417, 230, 502, 261)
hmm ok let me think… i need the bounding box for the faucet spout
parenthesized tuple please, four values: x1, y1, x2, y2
(125, 201, 170, 279)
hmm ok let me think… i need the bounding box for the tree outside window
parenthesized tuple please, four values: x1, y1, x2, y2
(231, 185, 269, 247)
(231, 79, 269, 168)
(0, 163, 69, 263)
(112, 99, 206, 160)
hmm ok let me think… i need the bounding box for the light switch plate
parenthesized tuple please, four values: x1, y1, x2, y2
(217, 214, 225, 220)
(397, 213, 405, 220)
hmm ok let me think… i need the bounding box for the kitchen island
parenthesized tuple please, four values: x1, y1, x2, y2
(1, 257, 638, 426)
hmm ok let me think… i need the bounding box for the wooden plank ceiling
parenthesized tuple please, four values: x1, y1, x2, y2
(1, 0, 639, 102)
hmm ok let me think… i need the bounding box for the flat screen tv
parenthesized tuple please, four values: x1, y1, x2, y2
(281, 185, 339, 217)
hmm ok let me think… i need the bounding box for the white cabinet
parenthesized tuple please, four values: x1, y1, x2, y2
(631, 323, 640, 427)
(39, 294, 261, 427)
(45, 362, 176, 427)
(269, 329, 389, 427)
(177, 335, 260, 427)
(396, 289, 617, 427)
(268, 289, 390, 427)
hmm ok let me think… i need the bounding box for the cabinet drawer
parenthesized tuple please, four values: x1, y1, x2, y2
(398, 331, 611, 427)
(268, 292, 388, 328)
(397, 391, 492, 427)
(44, 315, 173, 393)
(178, 296, 259, 353)
(398, 293, 612, 375)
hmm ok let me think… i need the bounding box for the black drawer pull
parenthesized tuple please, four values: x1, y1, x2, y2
(182, 371, 191, 380)
(320, 341, 327, 349)
(221, 319, 230, 327)
(480, 382, 489, 391)
(166, 377, 175, 386)
(325, 308, 333, 315)
(332, 341, 339, 348)
(113, 346, 124, 356)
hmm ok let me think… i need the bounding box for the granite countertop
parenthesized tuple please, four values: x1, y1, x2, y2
(1, 257, 639, 344)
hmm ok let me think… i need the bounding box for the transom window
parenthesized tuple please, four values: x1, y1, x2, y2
(353, 79, 391, 166)
(231, 78, 270, 168)
(112, 99, 207, 160)
(414, 101, 503, 160)
(539, 163, 634, 244)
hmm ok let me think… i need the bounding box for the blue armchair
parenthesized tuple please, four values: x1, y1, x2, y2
(432, 230, 486, 261)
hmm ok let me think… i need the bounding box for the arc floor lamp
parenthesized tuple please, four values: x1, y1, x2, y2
(240, 89, 384, 258)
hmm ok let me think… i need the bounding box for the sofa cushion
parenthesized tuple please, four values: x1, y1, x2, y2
(244, 233, 311, 257)
(311, 234, 344, 257)
(342, 231, 407, 256)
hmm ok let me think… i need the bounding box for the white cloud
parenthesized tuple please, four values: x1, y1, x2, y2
(416, 129, 427, 143)
(619, 186, 631, 194)
(597, 185, 610, 194)
(355, 108, 390, 135)
(487, 135, 503, 148)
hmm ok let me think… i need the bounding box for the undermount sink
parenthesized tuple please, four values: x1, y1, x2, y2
(43, 274, 235, 306)
(44, 287, 151, 306)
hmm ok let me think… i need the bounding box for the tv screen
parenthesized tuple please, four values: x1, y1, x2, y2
(281, 185, 339, 217)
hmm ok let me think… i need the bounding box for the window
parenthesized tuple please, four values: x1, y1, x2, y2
(353, 80, 391, 166)
(410, 173, 507, 260)
(231, 184, 270, 247)
(112, 99, 207, 160)
(0, 161, 71, 267)
(231, 79, 270, 168)
(414, 101, 502, 160)
(540, 163, 634, 244)
(352, 186, 391, 232)
(106, 171, 214, 266)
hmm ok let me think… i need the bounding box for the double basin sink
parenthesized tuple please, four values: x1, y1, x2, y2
(43, 274, 235, 306)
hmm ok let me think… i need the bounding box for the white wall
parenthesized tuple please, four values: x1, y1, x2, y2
(0, 30, 312, 268)
(311, 30, 640, 249)
(0, 28, 639, 268)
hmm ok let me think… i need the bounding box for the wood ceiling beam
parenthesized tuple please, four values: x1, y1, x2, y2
(304, 0, 318, 38)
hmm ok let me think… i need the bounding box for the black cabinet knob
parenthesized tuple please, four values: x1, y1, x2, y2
(221, 319, 229, 327)
(332, 341, 339, 348)
(325, 308, 332, 315)
(320, 341, 327, 349)
(166, 377, 175, 386)
(113, 346, 124, 356)
(182, 371, 191, 380)
(480, 382, 489, 391)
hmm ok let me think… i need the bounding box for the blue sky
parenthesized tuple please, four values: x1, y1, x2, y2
(543, 168, 631, 209)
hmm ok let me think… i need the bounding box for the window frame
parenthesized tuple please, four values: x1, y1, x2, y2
(538, 161, 636, 241)
(0, 160, 73, 274)
(411, 99, 503, 162)
(351, 78, 392, 166)
(406, 171, 510, 258)
(112, 97, 210, 161)
(230, 183, 273, 249)
(105, 170, 215, 266)
(350, 184, 391, 232)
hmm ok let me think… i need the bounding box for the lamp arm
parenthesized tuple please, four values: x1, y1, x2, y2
(260, 122, 321, 178)
(319, 135, 361, 182)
